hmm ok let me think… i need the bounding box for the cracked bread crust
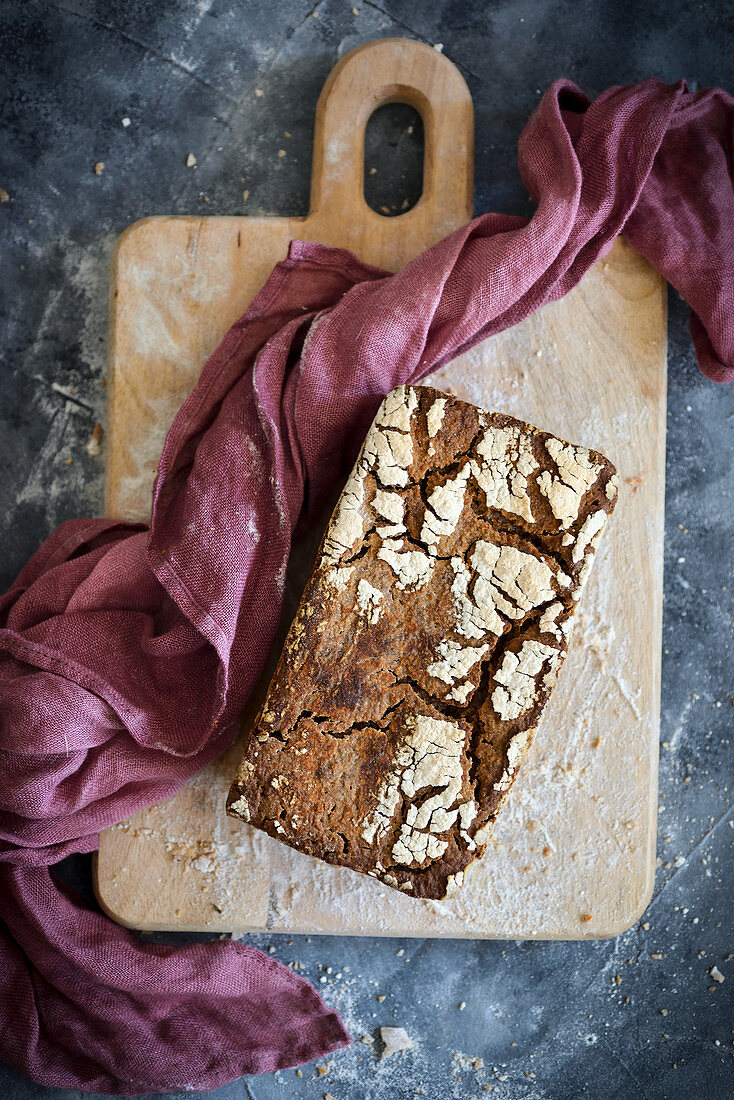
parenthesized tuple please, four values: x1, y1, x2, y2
(227, 385, 618, 900)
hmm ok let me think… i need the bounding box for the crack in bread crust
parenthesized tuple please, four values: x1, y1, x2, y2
(227, 385, 618, 900)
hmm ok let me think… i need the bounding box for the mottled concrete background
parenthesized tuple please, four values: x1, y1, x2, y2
(1, 1, 732, 1098)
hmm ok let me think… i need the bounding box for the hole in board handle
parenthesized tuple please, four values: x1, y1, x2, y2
(364, 102, 424, 217)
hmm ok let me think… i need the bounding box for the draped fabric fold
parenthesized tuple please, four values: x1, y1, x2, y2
(1, 77, 731, 1093)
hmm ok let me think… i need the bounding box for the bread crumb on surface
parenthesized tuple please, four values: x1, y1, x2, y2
(380, 1026, 414, 1059)
(186, 153, 197, 167)
(710, 966, 725, 983)
(86, 422, 103, 456)
(93, 162, 104, 175)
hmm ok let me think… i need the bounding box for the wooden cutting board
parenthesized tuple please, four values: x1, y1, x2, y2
(95, 39, 666, 939)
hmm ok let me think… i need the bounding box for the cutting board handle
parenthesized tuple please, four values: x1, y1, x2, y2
(309, 38, 474, 238)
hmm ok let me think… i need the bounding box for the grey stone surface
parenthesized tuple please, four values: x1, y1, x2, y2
(0, 1, 731, 1097)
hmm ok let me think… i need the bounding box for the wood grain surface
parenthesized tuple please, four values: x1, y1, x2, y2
(95, 38, 666, 939)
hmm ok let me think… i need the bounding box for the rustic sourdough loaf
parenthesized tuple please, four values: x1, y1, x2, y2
(227, 385, 618, 899)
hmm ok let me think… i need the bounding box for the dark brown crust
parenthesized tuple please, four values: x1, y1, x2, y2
(227, 385, 618, 900)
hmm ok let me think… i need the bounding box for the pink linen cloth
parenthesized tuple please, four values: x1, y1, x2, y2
(0, 77, 732, 1094)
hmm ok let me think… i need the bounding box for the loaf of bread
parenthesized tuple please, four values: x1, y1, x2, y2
(227, 385, 618, 900)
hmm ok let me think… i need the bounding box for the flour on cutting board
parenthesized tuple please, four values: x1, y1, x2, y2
(112, 389, 179, 522)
